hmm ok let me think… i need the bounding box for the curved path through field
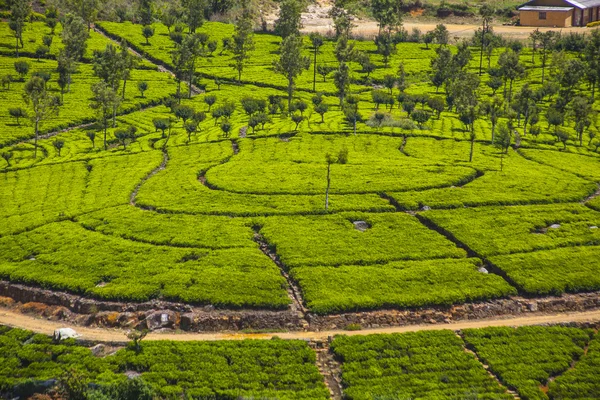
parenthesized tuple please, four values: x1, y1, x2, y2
(2, 307, 600, 343)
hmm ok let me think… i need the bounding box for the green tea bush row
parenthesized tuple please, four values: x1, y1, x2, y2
(77, 205, 257, 249)
(291, 258, 516, 314)
(489, 246, 600, 296)
(0, 326, 329, 399)
(259, 212, 466, 269)
(462, 326, 593, 400)
(549, 334, 600, 399)
(331, 330, 513, 400)
(0, 221, 290, 308)
(423, 203, 600, 257)
(0, 151, 163, 236)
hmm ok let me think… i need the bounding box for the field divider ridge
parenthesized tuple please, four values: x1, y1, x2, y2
(457, 331, 520, 399)
(252, 225, 310, 327)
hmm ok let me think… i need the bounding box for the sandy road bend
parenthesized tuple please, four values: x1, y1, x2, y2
(1, 308, 600, 344)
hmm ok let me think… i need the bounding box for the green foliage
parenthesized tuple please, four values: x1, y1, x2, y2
(550, 334, 600, 399)
(292, 258, 516, 314)
(260, 212, 466, 268)
(489, 246, 600, 296)
(462, 326, 593, 400)
(331, 330, 513, 400)
(424, 203, 600, 257)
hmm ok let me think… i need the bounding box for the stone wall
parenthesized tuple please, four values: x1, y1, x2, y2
(3, 280, 600, 332)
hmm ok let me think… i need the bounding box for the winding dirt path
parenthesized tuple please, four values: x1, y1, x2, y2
(2, 308, 600, 343)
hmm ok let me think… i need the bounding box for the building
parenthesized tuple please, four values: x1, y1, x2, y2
(518, 0, 600, 27)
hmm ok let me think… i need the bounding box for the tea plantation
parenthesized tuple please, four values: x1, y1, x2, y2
(1, 10, 600, 316)
(4, 324, 600, 399)
(1, 0, 600, 395)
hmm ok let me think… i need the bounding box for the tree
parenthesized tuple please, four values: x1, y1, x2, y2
(375, 33, 396, 66)
(402, 99, 416, 116)
(138, 0, 154, 25)
(433, 24, 449, 46)
(35, 45, 49, 61)
(114, 128, 132, 149)
(137, 81, 148, 98)
(153, 118, 170, 137)
(273, 35, 310, 113)
(411, 109, 431, 129)
(1, 151, 13, 167)
(397, 62, 408, 93)
(57, 50, 75, 100)
(126, 329, 148, 353)
(220, 119, 232, 137)
(315, 103, 328, 123)
(494, 122, 511, 171)
(204, 94, 217, 111)
(329, 2, 355, 39)
(62, 14, 88, 62)
(371, 0, 402, 36)
(478, 4, 494, 75)
(571, 96, 593, 146)
(14, 61, 29, 81)
(9, 107, 27, 126)
(423, 31, 434, 49)
(86, 131, 96, 148)
(343, 95, 361, 135)
(325, 148, 348, 211)
(498, 49, 525, 106)
(555, 59, 585, 104)
(53, 139, 65, 156)
(45, 6, 58, 35)
(232, 0, 255, 83)
(142, 25, 155, 45)
(317, 65, 335, 82)
(583, 30, 600, 102)
(181, 34, 204, 99)
(333, 62, 350, 107)
(90, 81, 120, 151)
(430, 46, 452, 92)
(538, 31, 557, 84)
(181, 0, 205, 33)
(291, 114, 304, 130)
(546, 106, 564, 136)
(2, 75, 13, 90)
(428, 97, 445, 119)
(482, 96, 503, 143)
(174, 104, 195, 125)
(65, 0, 98, 31)
(23, 76, 60, 158)
(310, 33, 324, 91)
(9, 0, 31, 57)
(274, 0, 304, 38)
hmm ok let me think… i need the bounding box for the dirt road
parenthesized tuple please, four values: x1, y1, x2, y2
(293, 1, 598, 39)
(302, 19, 596, 40)
(2, 308, 600, 343)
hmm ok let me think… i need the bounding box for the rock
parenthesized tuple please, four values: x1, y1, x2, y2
(90, 344, 106, 356)
(549, 224, 561, 229)
(353, 221, 369, 232)
(422, 206, 431, 211)
(53, 328, 80, 340)
(527, 302, 538, 312)
(478, 267, 489, 274)
(145, 310, 178, 330)
(124, 371, 142, 379)
(591, 226, 598, 229)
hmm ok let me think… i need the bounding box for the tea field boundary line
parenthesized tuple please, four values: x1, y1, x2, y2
(516, 148, 600, 184)
(130, 150, 169, 205)
(458, 331, 520, 399)
(414, 213, 524, 293)
(2, 308, 600, 343)
(538, 329, 597, 396)
(252, 226, 310, 325)
(313, 343, 344, 400)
